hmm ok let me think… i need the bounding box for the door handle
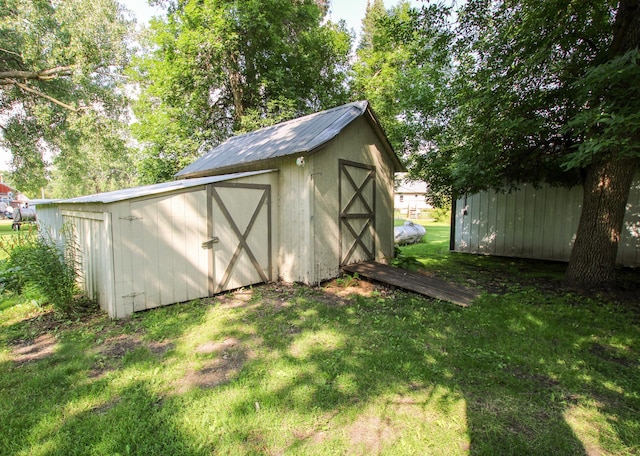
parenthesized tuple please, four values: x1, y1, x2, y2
(201, 237, 219, 249)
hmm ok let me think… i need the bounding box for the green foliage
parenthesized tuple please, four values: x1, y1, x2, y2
(0, 226, 84, 314)
(413, 0, 639, 204)
(0, 0, 134, 197)
(428, 205, 450, 223)
(47, 113, 137, 198)
(391, 246, 422, 271)
(352, 1, 454, 160)
(335, 272, 359, 288)
(563, 48, 640, 170)
(130, 0, 352, 183)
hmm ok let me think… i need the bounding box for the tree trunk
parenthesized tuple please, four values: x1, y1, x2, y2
(564, 157, 639, 288)
(564, 0, 640, 288)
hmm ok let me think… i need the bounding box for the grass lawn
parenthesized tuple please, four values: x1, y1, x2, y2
(1, 221, 639, 455)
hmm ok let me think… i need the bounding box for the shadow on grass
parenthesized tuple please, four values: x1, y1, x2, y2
(1, 279, 639, 454)
(0, 299, 214, 455)
(222, 288, 618, 454)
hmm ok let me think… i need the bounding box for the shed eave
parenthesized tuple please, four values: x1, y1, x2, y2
(54, 170, 278, 205)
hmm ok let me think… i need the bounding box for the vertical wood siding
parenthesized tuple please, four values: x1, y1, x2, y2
(454, 176, 640, 266)
(58, 209, 115, 316)
(116, 188, 210, 316)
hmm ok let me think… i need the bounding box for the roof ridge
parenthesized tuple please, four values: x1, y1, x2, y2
(176, 100, 396, 179)
(227, 100, 367, 143)
(301, 101, 368, 153)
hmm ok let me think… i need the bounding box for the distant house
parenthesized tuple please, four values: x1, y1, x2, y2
(394, 175, 430, 219)
(0, 178, 29, 207)
(38, 101, 406, 318)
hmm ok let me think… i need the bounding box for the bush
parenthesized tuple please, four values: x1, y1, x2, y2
(391, 247, 423, 271)
(0, 226, 83, 314)
(428, 205, 451, 223)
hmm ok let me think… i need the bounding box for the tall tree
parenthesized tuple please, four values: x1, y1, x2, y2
(352, 1, 453, 160)
(0, 0, 134, 197)
(415, 0, 640, 288)
(131, 0, 353, 184)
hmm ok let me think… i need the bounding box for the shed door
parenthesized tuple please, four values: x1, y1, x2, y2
(207, 183, 272, 295)
(339, 160, 376, 266)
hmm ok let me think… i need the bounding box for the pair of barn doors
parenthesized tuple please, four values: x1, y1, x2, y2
(205, 183, 272, 296)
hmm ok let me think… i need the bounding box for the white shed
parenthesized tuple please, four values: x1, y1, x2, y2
(176, 100, 405, 285)
(452, 175, 640, 266)
(38, 101, 404, 318)
(38, 171, 278, 318)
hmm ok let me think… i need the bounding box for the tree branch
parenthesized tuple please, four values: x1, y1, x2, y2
(0, 47, 22, 59)
(10, 79, 82, 112)
(0, 66, 74, 84)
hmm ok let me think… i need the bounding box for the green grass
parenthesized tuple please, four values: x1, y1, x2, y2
(1, 222, 639, 455)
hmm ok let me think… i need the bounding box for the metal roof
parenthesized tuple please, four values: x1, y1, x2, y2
(54, 170, 276, 205)
(176, 100, 403, 178)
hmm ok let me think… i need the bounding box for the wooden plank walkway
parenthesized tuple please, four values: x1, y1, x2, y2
(342, 261, 479, 307)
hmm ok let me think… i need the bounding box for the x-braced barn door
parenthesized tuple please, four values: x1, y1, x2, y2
(339, 160, 376, 266)
(205, 183, 272, 295)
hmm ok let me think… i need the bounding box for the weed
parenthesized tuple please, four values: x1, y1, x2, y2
(336, 273, 359, 287)
(0, 224, 87, 314)
(391, 247, 423, 271)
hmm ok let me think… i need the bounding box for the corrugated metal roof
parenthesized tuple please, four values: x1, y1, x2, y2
(57, 170, 276, 204)
(177, 100, 393, 178)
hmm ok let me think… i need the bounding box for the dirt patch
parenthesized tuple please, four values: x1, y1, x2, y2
(589, 343, 636, 368)
(88, 334, 173, 378)
(322, 277, 380, 298)
(148, 340, 174, 356)
(175, 338, 254, 394)
(90, 397, 121, 415)
(291, 428, 328, 445)
(10, 333, 58, 364)
(97, 333, 173, 358)
(289, 411, 338, 448)
(348, 414, 397, 455)
(177, 351, 247, 392)
(216, 289, 257, 309)
(99, 334, 143, 358)
(195, 337, 239, 355)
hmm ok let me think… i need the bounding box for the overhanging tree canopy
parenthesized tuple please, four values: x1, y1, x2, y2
(352, 1, 454, 161)
(0, 0, 134, 197)
(131, 0, 353, 184)
(409, 0, 640, 288)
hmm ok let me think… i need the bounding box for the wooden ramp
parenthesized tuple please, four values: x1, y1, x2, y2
(342, 261, 479, 307)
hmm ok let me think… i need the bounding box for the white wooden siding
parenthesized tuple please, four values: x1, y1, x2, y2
(287, 157, 312, 283)
(454, 176, 640, 266)
(36, 172, 279, 319)
(210, 183, 272, 292)
(114, 188, 209, 316)
(59, 210, 116, 316)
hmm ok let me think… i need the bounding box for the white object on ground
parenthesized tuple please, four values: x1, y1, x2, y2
(394, 220, 426, 245)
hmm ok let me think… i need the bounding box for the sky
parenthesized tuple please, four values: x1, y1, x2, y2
(126, 0, 427, 42)
(328, 0, 425, 41)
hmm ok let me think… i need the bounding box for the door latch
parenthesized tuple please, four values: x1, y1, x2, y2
(201, 237, 220, 249)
